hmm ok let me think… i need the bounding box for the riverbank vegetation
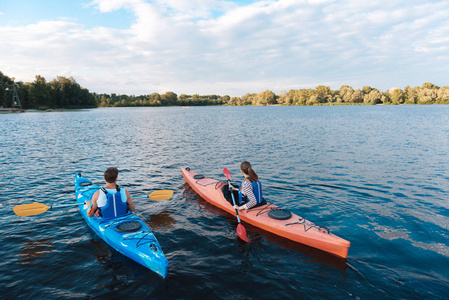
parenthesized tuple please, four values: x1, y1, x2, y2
(1, 71, 448, 109)
(1, 71, 95, 109)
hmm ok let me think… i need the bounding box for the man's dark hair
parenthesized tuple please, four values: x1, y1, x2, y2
(104, 167, 119, 183)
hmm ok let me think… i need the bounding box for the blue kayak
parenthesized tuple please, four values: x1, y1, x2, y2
(75, 173, 168, 278)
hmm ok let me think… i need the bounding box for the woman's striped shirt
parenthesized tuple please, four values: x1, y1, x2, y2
(240, 179, 257, 209)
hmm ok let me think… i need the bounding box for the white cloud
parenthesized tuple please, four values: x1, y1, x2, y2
(1, 0, 449, 96)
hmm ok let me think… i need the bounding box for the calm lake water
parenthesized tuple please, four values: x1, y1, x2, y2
(1, 105, 449, 299)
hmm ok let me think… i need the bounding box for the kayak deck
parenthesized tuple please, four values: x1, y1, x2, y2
(181, 168, 350, 259)
(75, 174, 168, 278)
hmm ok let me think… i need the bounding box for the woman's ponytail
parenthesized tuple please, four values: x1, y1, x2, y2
(241, 161, 259, 182)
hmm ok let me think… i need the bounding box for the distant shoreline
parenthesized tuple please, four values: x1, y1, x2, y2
(2, 71, 448, 109)
(3, 102, 448, 113)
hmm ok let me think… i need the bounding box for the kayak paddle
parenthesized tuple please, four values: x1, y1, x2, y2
(13, 190, 174, 217)
(13, 202, 85, 217)
(223, 168, 250, 243)
(133, 190, 174, 200)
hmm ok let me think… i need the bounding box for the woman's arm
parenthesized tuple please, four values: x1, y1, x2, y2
(234, 180, 257, 210)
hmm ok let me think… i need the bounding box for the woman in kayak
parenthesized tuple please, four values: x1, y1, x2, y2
(230, 161, 264, 210)
(87, 167, 135, 218)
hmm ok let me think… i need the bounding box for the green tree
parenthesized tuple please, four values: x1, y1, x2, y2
(29, 75, 52, 108)
(161, 92, 177, 105)
(277, 90, 287, 105)
(437, 86, 449, 104)
(339, 85, 354, 103)
(422, 82, 439, 89)
(99, 95, 110, 107)
(417, 87, 437, 104)
(404, 86, 417, 104)
(364, 89, 382, 104)
(362, 86, 373, 95)
(315, 85, 332, 103)
(178, 94, 189, 105)
(0, 71, 14, 107)
(349, 88, 362, 103)
(388, 88, 405, 104)
(289, 89, 309, 105)
(285, 90, 297, 105)
(49, 78, 63, 107)
(222, 95, 230, 105)
(241, 93, 256, 105)
(227, 96, 241, 106)
(47, 76, 95, 108)
(256, 90, 276, 105)
(191, 94, 200, 105)
(148, 93, 161, 106)
(306, 94, 319, 105)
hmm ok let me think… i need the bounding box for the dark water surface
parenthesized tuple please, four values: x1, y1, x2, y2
(1, 106, 449, 299)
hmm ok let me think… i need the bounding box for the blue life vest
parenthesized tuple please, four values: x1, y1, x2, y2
(99, 186, 128, 218)
(238, 181, 263, 206)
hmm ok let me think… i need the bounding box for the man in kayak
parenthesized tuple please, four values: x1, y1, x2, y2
(87, 167, 135, 218)
(229, 161, 265, 210)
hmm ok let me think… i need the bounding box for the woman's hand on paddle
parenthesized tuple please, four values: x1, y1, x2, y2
(233, 205, 245, 211)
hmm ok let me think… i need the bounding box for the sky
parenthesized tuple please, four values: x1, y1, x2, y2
(0, 0, 448, 97)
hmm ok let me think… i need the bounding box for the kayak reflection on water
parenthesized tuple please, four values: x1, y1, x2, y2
(147, 210, 176, 231)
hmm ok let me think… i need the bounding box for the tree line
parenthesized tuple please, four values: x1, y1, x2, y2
(93, 92, 230, 107)
(276, 83, 449, 105)
(1, 71, 95, 109)
(1, 71, 448, 109)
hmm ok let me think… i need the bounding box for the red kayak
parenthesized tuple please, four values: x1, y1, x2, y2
(181, 168, 350, 259)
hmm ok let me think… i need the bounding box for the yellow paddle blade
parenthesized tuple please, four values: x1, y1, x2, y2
(148, 190, 174, 201)
(13, 203, 51, 217)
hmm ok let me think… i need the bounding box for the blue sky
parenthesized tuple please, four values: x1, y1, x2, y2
(1, 0, 448, 96)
